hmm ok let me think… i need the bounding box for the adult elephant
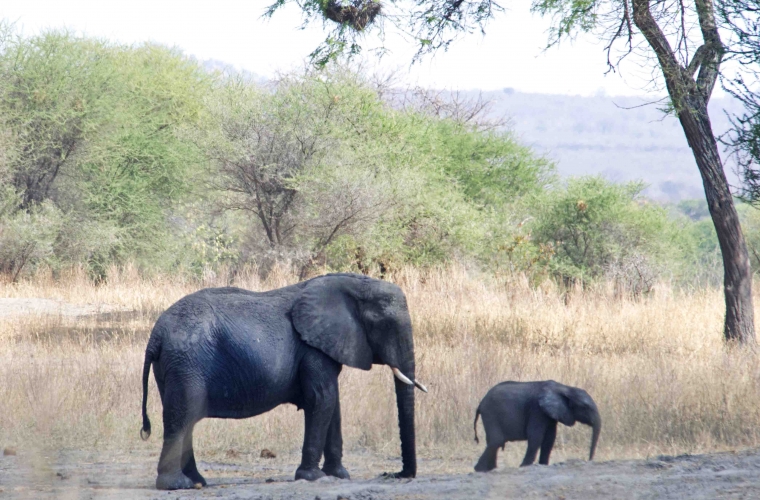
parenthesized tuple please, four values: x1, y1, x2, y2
(139, 273, 427, 490)
(473, 380, 600, 472)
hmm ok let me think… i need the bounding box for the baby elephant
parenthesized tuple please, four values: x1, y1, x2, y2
(473, 380, 601, 472)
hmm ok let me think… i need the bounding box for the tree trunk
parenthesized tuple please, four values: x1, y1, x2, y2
(631, 0, 755, 344)
(679, 95, 755, 343)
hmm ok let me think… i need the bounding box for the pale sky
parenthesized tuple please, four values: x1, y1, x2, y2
(0, 0, 664, 96)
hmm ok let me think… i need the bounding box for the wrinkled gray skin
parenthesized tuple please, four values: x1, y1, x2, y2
(140, 273, 421, 490)
(473, 380, 601, 472)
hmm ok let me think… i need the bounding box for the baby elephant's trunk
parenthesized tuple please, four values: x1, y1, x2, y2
(589, 414, 601, 461)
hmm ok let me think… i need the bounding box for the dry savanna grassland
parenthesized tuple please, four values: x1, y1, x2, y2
(1, 264, 760, 478)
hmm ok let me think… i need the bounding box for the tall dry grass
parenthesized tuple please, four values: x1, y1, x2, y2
(1, 264, 760, 470)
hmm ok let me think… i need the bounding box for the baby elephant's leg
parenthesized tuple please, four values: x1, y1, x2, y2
(474, 424, 504, 472)
(521, 418, 549, 466)
(538, 421, 557, 465)
(474, 444, 501, 472)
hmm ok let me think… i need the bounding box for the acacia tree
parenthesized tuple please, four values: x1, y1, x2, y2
(269, 0, 756, 344)
(0, 29, 110, 210)
(199, 70, 394, 277)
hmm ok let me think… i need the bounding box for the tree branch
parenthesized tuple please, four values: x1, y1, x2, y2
(686, 44, 708, 77)
(632, 0, 688, 104)
(693, 0, 724, 103)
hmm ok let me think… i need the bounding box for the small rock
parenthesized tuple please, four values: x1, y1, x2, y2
(3, 447, 16, 456)
(265, 477, 275, 483)
(193, 482, 203, 489)
(56, 472, 69, 480)
(260, 448, 277, 459)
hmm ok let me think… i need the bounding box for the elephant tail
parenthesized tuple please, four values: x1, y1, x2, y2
(140, 351, 153, 441)
(473, 407, 481, 444)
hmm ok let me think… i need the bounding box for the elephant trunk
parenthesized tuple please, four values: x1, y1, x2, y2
(394, 370, 416, 477)
(589, 413, 601, 461)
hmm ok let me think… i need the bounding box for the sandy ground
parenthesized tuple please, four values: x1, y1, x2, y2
(2, 447, 760, 500)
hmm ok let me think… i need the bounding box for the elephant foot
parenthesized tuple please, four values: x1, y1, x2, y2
(182, 468, 207, 487)
(381, 469, 415, 479)
(156, 471, 196, 490)
(295, 466, 327, 481)
(474, 462, 495, 473)
(322, 463, 350, 480)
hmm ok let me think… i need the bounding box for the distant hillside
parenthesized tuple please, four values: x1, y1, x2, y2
(473, 89, 744, 201)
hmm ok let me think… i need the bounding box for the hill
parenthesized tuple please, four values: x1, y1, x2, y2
(476, 89, 744, 201)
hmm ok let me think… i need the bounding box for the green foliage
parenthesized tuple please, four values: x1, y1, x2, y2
(0, 29, 110, 209)
(530, 0, 599, 45)
(0, 28, 211, 278)
(0, 26, 739, 289)
(0, 187, 63, 280)
(76, 43, 209, 267)
(737, 203, 760, 273)
(525, 177, 686, 290)
(196, 67, 555, 274)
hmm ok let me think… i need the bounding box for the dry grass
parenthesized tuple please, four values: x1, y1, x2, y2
(2, 263, 760, 471)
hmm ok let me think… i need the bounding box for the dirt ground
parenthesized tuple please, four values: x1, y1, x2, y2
(2, 447, 760, 500)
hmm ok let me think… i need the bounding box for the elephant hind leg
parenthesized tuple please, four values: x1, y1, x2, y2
(156, 388, 204, 490)
(474, 445, 500, 472)
(156, 426, 194, 490)
(181, 423, 206, 487)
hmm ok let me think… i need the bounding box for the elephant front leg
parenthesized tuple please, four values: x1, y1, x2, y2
(295, 352, 341, 481)
(538, 421, 557, 465)
(521, 418, 547, 466)
(322, 398, 350, 479)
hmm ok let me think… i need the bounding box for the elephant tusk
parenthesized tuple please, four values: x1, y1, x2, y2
(391, 367, 428, 393)
(391, 367, 413, 385)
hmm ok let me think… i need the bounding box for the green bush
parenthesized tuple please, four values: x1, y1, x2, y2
(0, 27, 211, 278)
(194, 67, 556, 275)
(0, 27, 731, 287)
(526, 177, 688, 291)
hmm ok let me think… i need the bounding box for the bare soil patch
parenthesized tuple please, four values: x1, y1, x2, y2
(1, 448, 760, 499)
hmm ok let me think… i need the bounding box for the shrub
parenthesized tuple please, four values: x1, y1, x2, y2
(528, 177, 685, 291)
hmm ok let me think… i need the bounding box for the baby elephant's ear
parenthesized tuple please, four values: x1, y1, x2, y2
(539, 388, 576, 427)
(292, 276, 373, 370)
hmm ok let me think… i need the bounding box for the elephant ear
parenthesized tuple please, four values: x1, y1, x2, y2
(539, 387, 576, 427)
(292, 276, 373, 370)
